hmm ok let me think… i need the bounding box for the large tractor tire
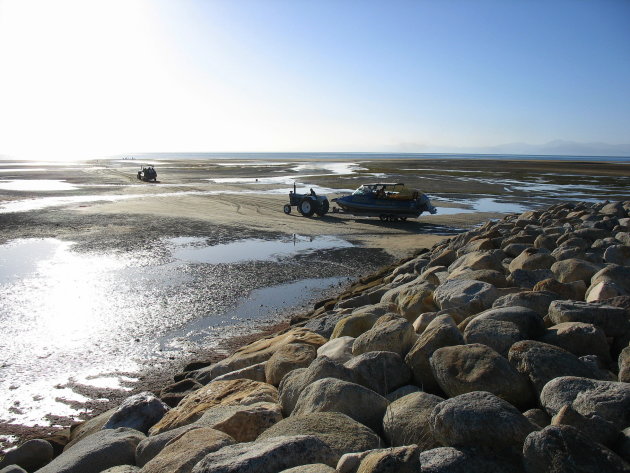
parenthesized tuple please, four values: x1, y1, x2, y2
(298, 198, 316, 217)
(316, 199, 330, 216)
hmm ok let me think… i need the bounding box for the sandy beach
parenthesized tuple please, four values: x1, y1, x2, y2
(0, 156, 629, 448)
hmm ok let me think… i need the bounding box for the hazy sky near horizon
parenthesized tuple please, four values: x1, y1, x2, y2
(0, 0, 629, 159)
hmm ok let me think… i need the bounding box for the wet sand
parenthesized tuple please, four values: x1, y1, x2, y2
(0, 156, 628, 448)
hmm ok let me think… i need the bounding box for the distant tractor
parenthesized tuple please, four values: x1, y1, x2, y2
(283, 183, 330, 217)
(137, 165, 157, 182)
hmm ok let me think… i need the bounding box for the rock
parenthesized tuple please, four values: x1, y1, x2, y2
(604, 245, 630, 266)
(591, 264, 630, 293)
(0, 439, 53, 472)
(212, 361, 267, 383)
(257, 412, 381, 461)
(316, 336, 354, 364)
(354, 445, 420, 473)
(428, 248, 457, 268)
(65, 407, 117, 450)
(523, 408, 551, 428)
(616, 232, 630, 246)
(382, 391, 443, 449)
(395, 282, 438, 321)
(419, 266, 444, 286)
(601, 201, 628, 217)
(619, 346, 630, 383)
(446, 268, 508, 288)
(540, 376, 630, 433)
(551, 245, 585, 261)
(618, 427, 630, 463)
(491, 290, 559, 317)
(103, 392, 170, 434)
(0, 466, 27, 473)
(136, 425, 203, 467)
(291, 378, 389, 433)
(278, 357, 355, 416)
(278, 465, 335, 473)
(508, 340, 603, 394)
(352, 316, 416, 357)
(508, 248, 555, 272)
(505, 242, 534, 257)
(100, 467, 140, 473)
(160, 378, 203, 408)
(37, 428, 145, 473)
(463, 306, 545, 356)
(429, 391, 537, 452)
(304, 311, 349, 338)
(523, 425, 630, 473)
(196, 402, 283, 442)
(430, 343, 535, 408)
(140, 428, 235, 473)
(551, 258, 602, 284)
(551, 403, 619, 446)
(332, 304, 393, 338)
(534, 234, 557, 251)
(433, 279, 499, 316)
(190, 435, 336, 473)
(540, 322, 611, 363)
(265, 342, 318, 386)
(455, 238, 495, 257)
(419, 447, 525, 473)
(190, 328, 327, 384)
(547, 300, 630, 338)
(507, 268, 554, 289)
(405, 315, 464, 392)
(587, 281, 626, 302)
(149, 379, 278, 435)
(448, 251, 504, 273)
(344, 351, 411, 395)
(385, 385, 421, 402)
(533, 278, 586, 300)
(412, 312, 438, 333)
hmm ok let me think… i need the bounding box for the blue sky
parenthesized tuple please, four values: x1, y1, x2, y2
(0, 0, 629, 158)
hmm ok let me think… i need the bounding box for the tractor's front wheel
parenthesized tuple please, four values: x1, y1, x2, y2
(298, 198, 316, 217)
(283, 204, 292, 214)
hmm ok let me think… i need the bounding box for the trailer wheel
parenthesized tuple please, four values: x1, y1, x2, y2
(298, 198, 316, 217)
(283, 204, 292, 214)
(316, 199, 329, 216)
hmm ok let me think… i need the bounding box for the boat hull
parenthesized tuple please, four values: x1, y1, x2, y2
(333, 195, 436, 218)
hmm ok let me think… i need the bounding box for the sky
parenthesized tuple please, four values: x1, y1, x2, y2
(0, 0, 629, 159)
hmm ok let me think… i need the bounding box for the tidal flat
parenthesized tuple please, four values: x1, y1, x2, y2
(0, 156, 628, 447)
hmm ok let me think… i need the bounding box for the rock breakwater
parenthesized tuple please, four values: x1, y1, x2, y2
(2, 200, 630, 472)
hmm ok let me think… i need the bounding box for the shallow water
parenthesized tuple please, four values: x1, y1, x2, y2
(167, 235, 354, 264)
(0, 235, 355, 430)
(0, 179, 78, 191)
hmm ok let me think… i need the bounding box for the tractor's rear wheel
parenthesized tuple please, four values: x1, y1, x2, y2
(298, 198, 316, 217)
(283, 204, 292, 214)
(316, 199, 329, 216)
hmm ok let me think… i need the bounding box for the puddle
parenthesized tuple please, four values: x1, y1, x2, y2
(0, 179, 78, 191)
(0, 235, 359, 430)
(160, 276, 345, 348)
(166, 235, 354, 264)
(435, 197, 531, 215)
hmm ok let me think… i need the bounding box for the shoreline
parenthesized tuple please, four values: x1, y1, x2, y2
(1, 157, 630, 451)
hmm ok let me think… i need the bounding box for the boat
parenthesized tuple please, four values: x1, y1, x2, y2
(332, 183, 436, 221)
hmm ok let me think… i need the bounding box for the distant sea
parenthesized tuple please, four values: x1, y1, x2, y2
(116, 152, 630, 163)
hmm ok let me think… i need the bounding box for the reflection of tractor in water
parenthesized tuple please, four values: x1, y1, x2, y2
(137, 166, 157, 182)
(283, 183, 330, 217)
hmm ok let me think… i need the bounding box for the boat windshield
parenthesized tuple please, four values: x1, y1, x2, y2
(352, 185, 376, 195)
